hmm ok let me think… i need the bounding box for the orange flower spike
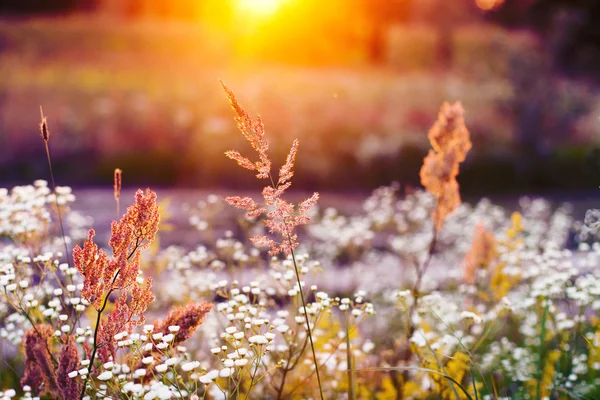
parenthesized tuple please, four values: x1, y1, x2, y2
(224, 150, 258, 172)
(72, 229, 108, 310)
(110, 188, 160, 254)
(129, 188, 160, 247)
(114, 249, 141, 291)
(96, 319, 117, 364)
(155, 302, 214, 344)
(464, 222, 497, 284)
(130, 277, 156, 325)
(428, 102, 472, 160)
(421, 101, 472, 231)
(420, 151, 445, 196)
(107, 293, 131, 334)
(432, 180, 461, 231)
(108, 218, 134, 258)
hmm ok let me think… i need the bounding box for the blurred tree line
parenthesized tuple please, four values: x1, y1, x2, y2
(1, 0, 599, 193)
(1, 0, 599, 77)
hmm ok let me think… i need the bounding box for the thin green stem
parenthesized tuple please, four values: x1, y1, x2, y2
(78, 241, 140, 399)
(289, 247, 324, 400)
(79, 285, 115, 400)
(345, 310, 355, 400)
(264, 170, 324, 399)
(396, 222, 438, 400)
(3, 287, 58, 367)
(244, 354, 262, 400)
(535, 298, 549, 400)
(23, 306, 59, 367)
(284, 314, 365, 398)
(275, 330, 308, 399)
(44, 140, 70, 268)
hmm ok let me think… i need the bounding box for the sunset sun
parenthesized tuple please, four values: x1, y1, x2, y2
(237, 0, 284, 16)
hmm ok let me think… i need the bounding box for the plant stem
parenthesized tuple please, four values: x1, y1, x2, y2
(79, 286, 113, 400)
(275, 366, 289, 400)
(276, 333, 308, 399)
(345, 310, 355, 400)
(22, 305, 59, 367)
(264, 170, 324, 399)
(289, 247, 324, 400)
(78, 242, 139, 399)
(535, 298, 549, 400)
(244, 354, 262, 400)
(396, 223, 438, 400)
(44, 138, 70, 268)
(79, 285, 115, 400)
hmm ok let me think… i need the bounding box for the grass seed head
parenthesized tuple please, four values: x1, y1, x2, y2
(39, 106, 50, 142)
(114, 168, 122, 200)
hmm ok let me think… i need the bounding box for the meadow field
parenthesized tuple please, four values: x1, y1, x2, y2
(1, 11, 600, 400)
(0, 78, 600, 399)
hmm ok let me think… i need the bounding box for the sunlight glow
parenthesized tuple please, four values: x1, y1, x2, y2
(237, 0, 284, 16)
(475, 0, 505, 11)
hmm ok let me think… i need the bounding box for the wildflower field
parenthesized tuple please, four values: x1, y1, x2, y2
(1, 83, 600, 400)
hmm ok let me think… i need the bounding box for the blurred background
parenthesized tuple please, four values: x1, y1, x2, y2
(1, 0, 600, 196)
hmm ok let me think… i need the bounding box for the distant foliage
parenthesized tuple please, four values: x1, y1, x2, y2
(0, 85, 600, 400)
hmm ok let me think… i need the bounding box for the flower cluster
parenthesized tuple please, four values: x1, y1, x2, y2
(0, 180, 75, 245)
(4, 88, 600, 400)
(0, 186, 219, 399)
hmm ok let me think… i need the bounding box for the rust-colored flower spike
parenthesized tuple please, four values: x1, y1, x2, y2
(114, 168, 122, 200)
(111, 188, 160, 252)
(464, 222, 497, 284)
(73, 189, 159, 309)
(221, 83, 319, 256)
(39, 106, 50, 141)
(72, 229, 110, 309)
(75, 188, 161, 399)
(420, 101, 472, 231)
(428, 102, 471, 161)
(57, 336, 81, 400)
(155, 302, 214, 345)
(96, 319, 117, 364)
(130, 301, 213, 384)
(21, 324, 58, 397)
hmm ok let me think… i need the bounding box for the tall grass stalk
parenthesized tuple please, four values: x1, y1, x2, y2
(39, 107, 70, 266)
(419, 330, 462, 400)
(345, 310, 356, 400)
(289, 245, 325, 400)
(394, 223, 438, 399)
(535, 298, 549, 400)
(283, 321, 362, 398)
(357, 366, 474, 400)
(265, 144, 324, 399)
(114, 168, 122, 218)
(470, 367, 479, 400)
